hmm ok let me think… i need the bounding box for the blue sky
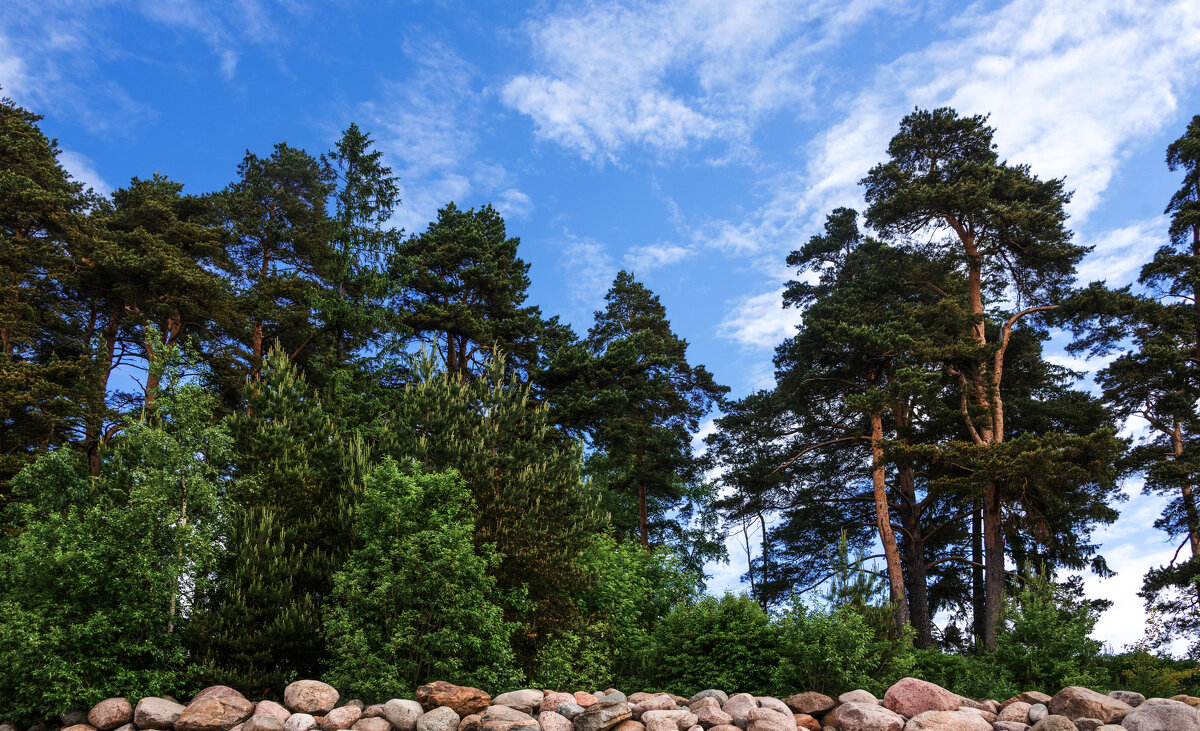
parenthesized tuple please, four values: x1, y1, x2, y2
(5, 0, 1200, 650)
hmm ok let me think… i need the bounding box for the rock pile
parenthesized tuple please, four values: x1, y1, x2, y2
(7, 679, 1200, 731)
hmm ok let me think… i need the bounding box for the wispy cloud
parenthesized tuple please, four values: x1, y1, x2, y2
(717, 288, 802, 350)
(623, 243, 695, 273)
(58, 149, 113, 197)
(559, 236, 618, 316)
(502, 0, 899, 163)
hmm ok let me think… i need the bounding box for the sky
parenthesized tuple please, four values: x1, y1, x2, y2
(4, 0, 1200, 652)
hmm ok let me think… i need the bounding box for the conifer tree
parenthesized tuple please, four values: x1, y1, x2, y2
(190, 342, 358, 693)
(397, 203, 555, 379)
(0, 95, 92, 486)
(376, 352, 601, 671)
(558, 271, 727, 558)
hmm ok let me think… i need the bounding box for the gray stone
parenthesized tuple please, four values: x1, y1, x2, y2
(1106, 691, 1144, 708)
(573, 704, 632, 731)
(244, 717, 285, 731)
(1047, 688, 1131, 724)
(1028, 704, 1048, 723)
(492, 693, 544, 713)
(1030, 717, 1077, 731)
(640, 712, 696, 731)
(689, 695, 727, 708)
(595, 696, 626, 707)
(1121, 698, 1200, 731)
(135, 698, 187, 730)
(556, 706, 585, 722)
(538, 712, 573, 731)
(992, 723, 1030, 731)
(385, 702, 424, 731)
(478, 708, 537, 731)
(1073, 721, 1102, 731)
(416, 708, 460, 731)
(256, 704, 291, 723)
(284, 715, 317, 731)
(823, 702, 902, 731)
(722, 697, 756, 730)
(752, 702, 788, 720)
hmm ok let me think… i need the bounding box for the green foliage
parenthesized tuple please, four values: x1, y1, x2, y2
(324, 459, 522, 700)
(0, 375, 227, 722)
(994, 569, 1109, 692)
(773, 599, 914, 698)
(637, 593, 777, 696)
(1103, 650, 1200, 699)
(908, 649, 1016, 700)
(532, 532, 699, 689)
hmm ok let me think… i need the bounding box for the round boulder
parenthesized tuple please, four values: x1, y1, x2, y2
(783, 694, 834, 717)
(837, 691, 877, 707)
(285, 682, 340, 715)
(284, 715, 317, 731)
(824, 702, 903, 731)
(322, 707, 362, 731)
(574, 703, 633, 731)
(883, 678, 960, 719)
(135, 698, 187, 730)
(177, 695, 255, 731)
(902, 710, 990, 731)
(256, 703, 291, 722)
(538, 712, 573, 731)
(89, 698, 133, 731)
(478, 707, 537, 731)
(385, 700, 424, 731)
(1048, 687, 1132, 724)
(492, 692, 543, 713)
(244, 716, 285, 731)
(416, 683, 490, 717)
(351, 719, 391, 731)
(416, 707, 460, 731)
(1122, 698, 1200, 731)
(1031, 716, 1078, 731)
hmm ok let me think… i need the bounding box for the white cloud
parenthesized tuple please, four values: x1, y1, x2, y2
(559, 236, 618, 314)
(1075, 216, 1168, 287)
(502, 0, 899, 162)
(717, 288, 803, 350)
(496, 188, 534, 221)
(623, 243, 695, 273)
(58, 149, 112, 197)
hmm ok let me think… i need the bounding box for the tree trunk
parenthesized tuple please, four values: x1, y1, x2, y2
(636, 451, 648, 548)
(983, 481, 1005, 651)
(972, 504, 985, 644)
(870, 411, 909, 633)
(897, 465, 933, 648)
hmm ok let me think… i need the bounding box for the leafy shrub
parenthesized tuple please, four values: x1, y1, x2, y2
(636, 593, 777, 696)
(909, 649, 1016, 700)
(1103, 650, 1200, 698)
(994, 570, 1109, 693)
(773, 599, 914, 697)
(323, 459, 523, 700)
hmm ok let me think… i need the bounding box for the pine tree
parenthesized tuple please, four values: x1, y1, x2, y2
(397, 203, 555, 379)
(862, 107, 1091, 650)
(558, 271, 727, 558)
(375, 352, 602, 672)
(190, 342, 358, 693)
(0, 95, 92, 487)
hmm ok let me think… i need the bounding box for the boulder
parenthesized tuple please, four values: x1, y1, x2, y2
(596, 695, 626, 706)
(493, 693, 543, 713)
(791, 715, 819, 731)
(113, 723, 136, 731)
(692, 705, 731, 729)
(362, 707, 385, 720)
(1030, 717, 1077, 731)
(722, 696, 756, 729)
(322, 707, 363, 731)
(384, 701, 424, 731)
(689, 694, 728, 708)
(783, 695, 834, 717)
(177, 696, 255, 731)
(956, 707, 994, 723)
(688, 699, 718, 714)
(992, 723, 1030, 731)
(639, 711, 696, 731)
(1107, 691, 1144, 708)
(1047, 687, 1131, 724)
(459, 715, 480, 731)
(244, 717, 285, 731)
(744, 708, 793, 731)
(633, 699, 676, 720)
(998, 702, 1032, 723)
(627, 697, 655, 706)
(1028, 704, 1048, 723)
(63, 725, 97, 731)
(538, 712, 573, 731)
(752, 702, 788, 721)
(823, 702, 903, 731)
(416, 684, 491, 717)
(285, 683, 340, 715)
(1121, 698, 1200, 731)
(1073, 720, 1102, 731)
(351, 720, 389, 731)
(557, 705, 586, 722)
(478, 707, 538, 731)
(573, 703, 632, 731)
(883, 678, 960, 719)
(135, 698, 187, 729)
(1018, 693, 1052, 706)
(63, 707, 90, 727)
(837, 691, 877, 707)
(611, 722, 643, 731)
(90, 699, 134, 731)
(1174, 695, 1200, 708)
(416, 707, 460, 731)
(284, 715, 317, 731)
(900, 710, 990, 731)
(194, 689, 247, 705)
(543, 697, 575, 716)
(257, 704, 292, 722)
(573, 696, 599, 711)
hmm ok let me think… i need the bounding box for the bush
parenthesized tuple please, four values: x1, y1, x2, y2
(773, 599, 914, 697)
(909, 649, 1016, 700)
(994, 570, 1109, 693)
(636, 593, 777, 696)
(1102, 650, 1200, 698)
(323, 459, 523, 700)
